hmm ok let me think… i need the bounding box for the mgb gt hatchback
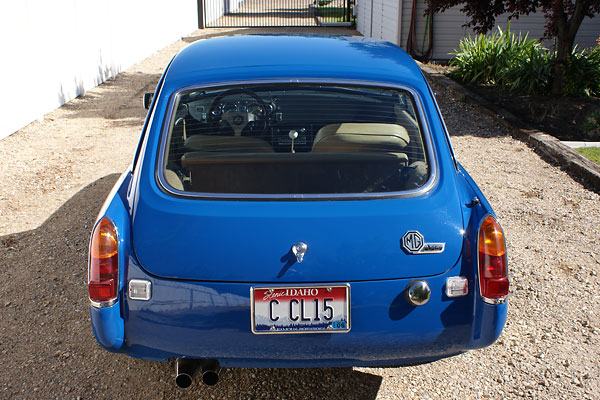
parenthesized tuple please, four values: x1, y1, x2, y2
(88, 35, 509, 388)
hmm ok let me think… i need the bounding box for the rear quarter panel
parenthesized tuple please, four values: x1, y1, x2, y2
(455, 163, 508, 347)
(89, 169, 132, 351)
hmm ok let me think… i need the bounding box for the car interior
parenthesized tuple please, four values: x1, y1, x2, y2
(162, 85, 430, 195)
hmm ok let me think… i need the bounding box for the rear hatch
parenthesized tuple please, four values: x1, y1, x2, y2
(133, 82, 464, 282)
(131, 189, 465, 282)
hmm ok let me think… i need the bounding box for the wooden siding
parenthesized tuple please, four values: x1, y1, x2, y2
(400, 2, 467, 59)
(356, 0, 399, 43)
(356, 0, 600, 60)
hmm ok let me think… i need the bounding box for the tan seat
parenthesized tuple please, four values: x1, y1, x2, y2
(184, 135, 274, 153)
(312, 123, 410, 153)
(164, 169, 184, 191)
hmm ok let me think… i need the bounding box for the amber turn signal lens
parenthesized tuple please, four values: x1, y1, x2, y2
(478, 216, 509, 301)
(479, 216, 506, 258)
(90, 218, 118, 259)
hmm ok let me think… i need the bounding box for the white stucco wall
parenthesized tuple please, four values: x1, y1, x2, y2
(0, 1, 199, 140)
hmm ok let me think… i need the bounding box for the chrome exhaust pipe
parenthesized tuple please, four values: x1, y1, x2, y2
(175, 358, 199, 389)
(201, 360, 221, 386)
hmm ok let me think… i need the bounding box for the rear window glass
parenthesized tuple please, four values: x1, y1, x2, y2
(161, 84, 431, 196)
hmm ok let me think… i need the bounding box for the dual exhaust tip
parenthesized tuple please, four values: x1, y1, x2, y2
(175, 358, 220, 388)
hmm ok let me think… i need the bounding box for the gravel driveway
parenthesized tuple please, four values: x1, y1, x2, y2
(0, 28, 599, 400)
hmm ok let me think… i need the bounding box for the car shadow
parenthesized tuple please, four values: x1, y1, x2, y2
(0, 174, 383, 399)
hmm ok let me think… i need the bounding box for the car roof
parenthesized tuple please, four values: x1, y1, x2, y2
(163, 35, 426, 90)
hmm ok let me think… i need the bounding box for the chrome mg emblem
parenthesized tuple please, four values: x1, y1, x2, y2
(402, 231, 445, 255)
(291, 242, 308, 263)
(402, 231, 424, 253)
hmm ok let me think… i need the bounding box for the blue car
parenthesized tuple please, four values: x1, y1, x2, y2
(88, 35, 509, 388)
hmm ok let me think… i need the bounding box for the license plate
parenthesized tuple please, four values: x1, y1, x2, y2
(251, 285, 350, 334)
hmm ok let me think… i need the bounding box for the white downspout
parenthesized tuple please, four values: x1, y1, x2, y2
(369, 0, 374, 37)
(397, 0, 404, 47)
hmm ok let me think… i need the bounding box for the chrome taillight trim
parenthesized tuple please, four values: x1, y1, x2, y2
(89, 298, 118, 309)
(481, 296, 507, 305)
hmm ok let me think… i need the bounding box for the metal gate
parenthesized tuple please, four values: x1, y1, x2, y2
(200, 0, 353, 28)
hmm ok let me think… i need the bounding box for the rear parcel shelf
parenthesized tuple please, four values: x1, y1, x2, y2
(179, 152, 410, 194)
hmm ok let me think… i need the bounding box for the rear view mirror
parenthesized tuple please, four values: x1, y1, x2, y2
(143, 92, 154, 109)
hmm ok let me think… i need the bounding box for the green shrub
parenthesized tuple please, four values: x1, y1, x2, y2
(580, 111, 600, 140)
(449, 25, 545, 87)
(563, 46, 600, 97)
(315, 6, 348, 22)
(449, 26, 600, 96)
(498, 45, 553, 94)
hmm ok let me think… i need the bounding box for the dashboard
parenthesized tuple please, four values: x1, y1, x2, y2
(180, 95, 317, 152)
(175, 87, 406, 153)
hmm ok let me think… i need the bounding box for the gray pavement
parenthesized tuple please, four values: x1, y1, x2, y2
(562, 141, 600, 148)
(206, 0, 318, 27)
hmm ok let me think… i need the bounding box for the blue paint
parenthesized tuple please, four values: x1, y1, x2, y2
(88, 170, 132, 351)
(90, 304, 124, 350)
(111, 253, 505, 366)
(89, 35, 508, 367)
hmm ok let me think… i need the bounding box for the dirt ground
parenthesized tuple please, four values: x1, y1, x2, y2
(464, 84, 600, 142)
(0, 27, 359, 237)
(1, 28, 599, 400)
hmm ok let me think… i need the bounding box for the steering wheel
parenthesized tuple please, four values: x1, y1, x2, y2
(207, 88, 268, 136)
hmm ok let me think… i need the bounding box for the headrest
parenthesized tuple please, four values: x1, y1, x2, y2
(312, 123, 410, 153)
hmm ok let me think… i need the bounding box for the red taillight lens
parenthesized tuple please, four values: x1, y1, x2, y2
(478, 215, 509, 301)
(88, 218, 119, 305)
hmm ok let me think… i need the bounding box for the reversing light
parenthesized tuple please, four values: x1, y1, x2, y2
(129, 279, 152, 301)
(445, 276, 468, 297)
(478, 215, 509, 304)
(88, 218, 119, 307)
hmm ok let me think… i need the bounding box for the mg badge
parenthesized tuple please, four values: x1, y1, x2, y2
(402, 231, 445, 255)
(402, 231, 424, 253)
(291, 242, 308, 263)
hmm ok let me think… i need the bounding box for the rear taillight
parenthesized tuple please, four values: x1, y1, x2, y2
(478, 215, 509, 303)
(89, 218, 119, 307)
